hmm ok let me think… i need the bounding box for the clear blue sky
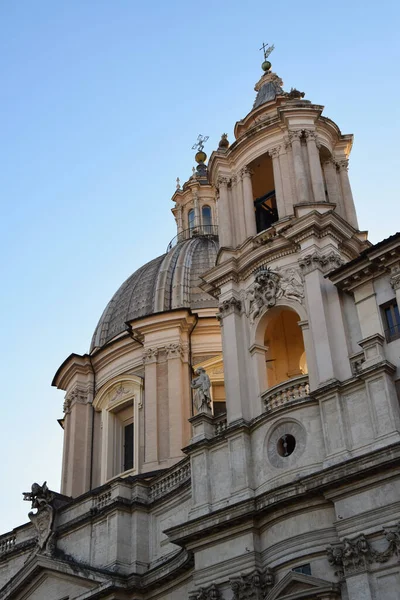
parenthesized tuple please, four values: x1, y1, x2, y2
(1, 0, 399, 534)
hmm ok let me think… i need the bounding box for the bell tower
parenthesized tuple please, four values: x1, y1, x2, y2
(207, 45, 359, 254)
(202, 46, 370, 427)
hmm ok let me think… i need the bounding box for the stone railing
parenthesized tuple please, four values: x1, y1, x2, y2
(214, 413, 228, 436)
(0, 534, 16, 555)
(93, 490, 112, 509)
(149, 460, 191, 501)
(262, 375, 310, 411)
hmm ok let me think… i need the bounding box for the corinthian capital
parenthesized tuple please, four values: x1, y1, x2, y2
(143, 347, 159, 364)
(217, 175, 229, 187)
(336, 159, 349, 172)
(239, 165, 252, 179)
(268, 146, 281, 159)
(303, 129, 317, 141)
(288, 130, 302, 144)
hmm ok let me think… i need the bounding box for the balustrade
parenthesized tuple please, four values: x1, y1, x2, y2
(262, 375, 310, 411)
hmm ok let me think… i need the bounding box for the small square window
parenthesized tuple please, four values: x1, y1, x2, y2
(382, 300, 400, 342)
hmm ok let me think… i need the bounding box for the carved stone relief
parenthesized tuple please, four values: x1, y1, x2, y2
(230, 568, 274, 599)
(142, 347, 159, 364)
(217, 297, 242, 321)
(245, 266, 304, 324)
(189, 583, 221, 600)
(63, 387, 88, 414)
(326, 522, 400, 579)
(298, 251, 344, 275)
(23, 482, 56, 556)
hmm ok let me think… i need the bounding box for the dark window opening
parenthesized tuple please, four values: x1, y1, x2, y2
(124, 423, 134, 471)
(202, 205, 212, 233)
(188, 209, 195, 230)
(254, 191, 279, 233)
(292, 563, 311, 575)
(277, 434, 296, 457)
(213, 401, 226, 417)
(382, 300, 400, 342)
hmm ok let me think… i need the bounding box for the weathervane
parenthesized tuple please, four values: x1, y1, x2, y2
(259, 42, 275, 61)
(192, 134, 209, 152)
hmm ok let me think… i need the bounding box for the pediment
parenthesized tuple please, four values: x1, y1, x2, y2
(1, 554, 108, 600)
(265, 571, 340, 600)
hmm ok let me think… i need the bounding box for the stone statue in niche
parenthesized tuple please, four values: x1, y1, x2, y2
(23, 482, 55, 555)
(191, 367, 212, 413)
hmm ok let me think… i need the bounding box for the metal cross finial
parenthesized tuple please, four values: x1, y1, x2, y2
(192, 134, 209, 152)
(259, 42, 275, 60)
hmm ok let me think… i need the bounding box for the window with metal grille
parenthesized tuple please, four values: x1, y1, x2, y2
(382, 300, 400, 342)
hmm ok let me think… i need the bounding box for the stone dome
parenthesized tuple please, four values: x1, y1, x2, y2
(91, 236, 219, 350)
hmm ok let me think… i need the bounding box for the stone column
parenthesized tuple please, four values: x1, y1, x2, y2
(288, 130, 309, 203)
(193, 192, 200, 230)
(268, 146, 286, 218)
(166, 343, 187, 459)
(304, 130, 326, 203)
(240, 167, 257, 238)
(142, 347, 159, 467)
(323, 159, 344, 215)
(231, 174, 246, 245)
(279, 144, 295, 216)
(216, 177, 233, 247)
(177, 206, 183, 236)
(337, 159, 359, 229)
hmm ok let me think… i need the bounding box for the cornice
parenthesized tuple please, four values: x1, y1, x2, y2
(52, 353, 93, 391)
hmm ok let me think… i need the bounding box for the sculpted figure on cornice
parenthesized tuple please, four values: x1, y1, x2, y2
(23, 482, 55, 555)
(230, 568, 274, 599)
(326, 522, 400, 579)
(245, 266, 304, 324)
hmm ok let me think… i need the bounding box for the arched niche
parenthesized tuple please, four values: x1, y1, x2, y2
(248, 152, 279, 233)
(250, 300, 308, 397)
(94, 375, 143, 483)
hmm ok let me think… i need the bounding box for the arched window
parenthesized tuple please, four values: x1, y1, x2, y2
(202, 205, 212, 233)
(188, 209, 195, 230)
(93, 376, 143, 483)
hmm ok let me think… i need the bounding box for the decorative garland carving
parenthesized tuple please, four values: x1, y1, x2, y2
(268, 146, 281, 159)
(298, 251, 344, 275)
(326, 523, 400, 579)
(288, 130, 302, 143)
(336, 159, 349, 172)
(230, 568, 274, 599)
(245, 266, 304, 324)
(165, 343, 184, 359)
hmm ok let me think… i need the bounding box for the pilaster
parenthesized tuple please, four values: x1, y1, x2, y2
(142, 347, 159, 467)
(217, 177, 233, 247)
(240, 167, 257, 239)
(268, 146, 286, 218)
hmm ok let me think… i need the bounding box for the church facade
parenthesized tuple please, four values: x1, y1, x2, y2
(1, 52, 400, 599)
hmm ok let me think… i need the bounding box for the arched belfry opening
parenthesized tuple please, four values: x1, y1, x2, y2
(264, 307, 307, 388)
(249, 153, 279, 233)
